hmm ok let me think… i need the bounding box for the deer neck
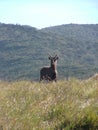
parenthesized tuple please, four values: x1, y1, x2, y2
(51, 63, 57, 70)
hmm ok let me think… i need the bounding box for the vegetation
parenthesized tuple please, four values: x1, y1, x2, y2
(0, 78, 98, 130)
(0, 23, 98, 80)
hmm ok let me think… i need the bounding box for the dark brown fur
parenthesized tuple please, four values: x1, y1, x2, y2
(40, 55, 58, 82)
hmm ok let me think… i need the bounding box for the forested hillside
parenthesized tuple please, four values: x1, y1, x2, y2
(0, 23, 98, 80)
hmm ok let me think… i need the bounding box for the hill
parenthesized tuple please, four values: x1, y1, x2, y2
(0, 79, 98, 129)
(0, 23, 98, 80)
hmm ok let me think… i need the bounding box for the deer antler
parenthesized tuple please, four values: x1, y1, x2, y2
(54, 55, 58, 59)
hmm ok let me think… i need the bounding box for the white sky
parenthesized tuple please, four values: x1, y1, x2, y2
(0, 0, 98, 28)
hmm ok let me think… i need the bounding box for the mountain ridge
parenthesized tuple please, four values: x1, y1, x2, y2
(0, 23, 98, 80)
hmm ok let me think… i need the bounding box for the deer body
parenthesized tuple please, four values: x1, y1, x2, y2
(40, 55, 58, 81)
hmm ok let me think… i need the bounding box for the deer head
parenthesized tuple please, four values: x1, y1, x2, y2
(49, 55, 58, 67)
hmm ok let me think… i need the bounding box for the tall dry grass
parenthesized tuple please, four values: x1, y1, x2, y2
(0, 78, 98, 130)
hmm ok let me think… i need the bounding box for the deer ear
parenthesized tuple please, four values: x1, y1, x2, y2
(56, 56, 59, 60)
(49, 56, 52, 60)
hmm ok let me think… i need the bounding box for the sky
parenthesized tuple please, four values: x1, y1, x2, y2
(0, 0, 98, 28)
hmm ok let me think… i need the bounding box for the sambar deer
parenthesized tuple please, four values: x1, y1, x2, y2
(40, 55, 58, 82)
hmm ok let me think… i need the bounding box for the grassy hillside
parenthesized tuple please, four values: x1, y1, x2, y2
(0, 23, 98, 80)
(0, 78, 98, 130)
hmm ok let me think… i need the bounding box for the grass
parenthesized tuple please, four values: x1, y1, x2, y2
(0, 78, 98, 130)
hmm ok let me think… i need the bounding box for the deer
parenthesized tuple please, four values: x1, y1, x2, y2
(40, 55, 59, 82)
